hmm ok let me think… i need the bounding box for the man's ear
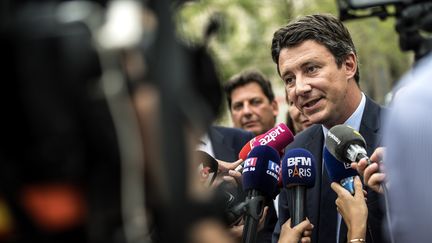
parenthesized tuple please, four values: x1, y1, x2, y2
(271, 100, 279, 117)
(344, 52, 357, 80)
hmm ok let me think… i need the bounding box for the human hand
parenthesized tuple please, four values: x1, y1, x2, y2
(331, 176, 367, 240)
(351, 147, 386, 193)
(278, 218, 313, 243)
(218, 159, 243, 173)
(212, 159, 243, 188)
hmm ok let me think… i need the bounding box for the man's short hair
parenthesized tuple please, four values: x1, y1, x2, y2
(271, 14, 360, 83)
(224, 70, 275, 108)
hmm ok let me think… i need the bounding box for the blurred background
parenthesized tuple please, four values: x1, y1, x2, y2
(175, 0, 413, 125)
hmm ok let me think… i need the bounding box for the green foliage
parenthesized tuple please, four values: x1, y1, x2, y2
(176, 0, 413, 124)
(176, 0, 293, 82)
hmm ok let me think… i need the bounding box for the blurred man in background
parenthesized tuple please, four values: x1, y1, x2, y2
(224, 70, 279, 136)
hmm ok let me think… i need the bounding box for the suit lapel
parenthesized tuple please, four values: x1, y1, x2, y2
(359, 97, 384, 154)
(209, 128, 237, 162)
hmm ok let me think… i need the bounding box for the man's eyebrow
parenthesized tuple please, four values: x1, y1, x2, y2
(280, 70, 292, 79)
(281, 59, 321, 76)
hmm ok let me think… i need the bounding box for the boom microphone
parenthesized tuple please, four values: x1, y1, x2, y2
(323, 147, 358, 194)
(281, 148, 316, 226)
(241, 145, 280, 243)
(325, 124, 370, 165)
(238, 123, 294, 161)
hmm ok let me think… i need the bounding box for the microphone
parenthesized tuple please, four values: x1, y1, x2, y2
(237, 123, 294, 164)
(325, 124, 370, 165)
(251, 123, 294, 154)
(195, 151, 218, 187)
(241, 145, 280, 243)
(323, 147, 358, 194)
(325, 125, 396, 243)
(238, 134, 264, 162)
(281, 148, 316, 226)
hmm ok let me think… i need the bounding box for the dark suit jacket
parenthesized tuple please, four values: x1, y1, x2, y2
(209, 126, 254, 162)
(273, 97, 388, 243)
(209, 126, 278, 243)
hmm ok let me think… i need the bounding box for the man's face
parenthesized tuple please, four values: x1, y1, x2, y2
(278, 40, 359, 128)
(230, 82, 278, 135)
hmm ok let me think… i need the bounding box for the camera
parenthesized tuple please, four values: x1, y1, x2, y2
(337, 0, 432, 60)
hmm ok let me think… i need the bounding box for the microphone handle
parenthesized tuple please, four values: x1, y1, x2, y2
(242, 190, 265, 243)
(291, 186, 306, 227)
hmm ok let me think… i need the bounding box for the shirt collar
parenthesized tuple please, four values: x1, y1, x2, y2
(322, 92, 366, 137)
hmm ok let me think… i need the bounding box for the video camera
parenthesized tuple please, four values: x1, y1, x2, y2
(337, 0, 432, 60)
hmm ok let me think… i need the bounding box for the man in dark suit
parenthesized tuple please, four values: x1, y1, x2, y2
(270, 14, 387, 243)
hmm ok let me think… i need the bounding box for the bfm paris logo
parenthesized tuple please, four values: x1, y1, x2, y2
(286, 156, 312, 178)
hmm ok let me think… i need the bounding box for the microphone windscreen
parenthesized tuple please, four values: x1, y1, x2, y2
(326, 124, 366, 163)
(323, 147, 358, 182)
(252, 123, 294, 152)
(281, 148, 316, 188)
(242, 145, 280, 198)
(238, 134, 264, 161)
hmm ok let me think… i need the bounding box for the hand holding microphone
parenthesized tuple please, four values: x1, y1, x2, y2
(325, 125, 386, 194)
(215, 159, 244, 187)
(351, 147, 386, 194)
(326, 124, 394, 243)
(278, 218, 313, 243)
(330, 176, 367, 242)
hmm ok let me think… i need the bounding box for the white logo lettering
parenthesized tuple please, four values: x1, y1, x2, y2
(258, 124, 286, 145)
(287, 157, 312, 166)
(288, 167, 312, 178)
(343, 162, 351, 169)
(327, 131, 341, 145)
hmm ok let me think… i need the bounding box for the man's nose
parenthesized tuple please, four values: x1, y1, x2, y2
(241, 103, 253, 116)
(295, 76, 312, 96)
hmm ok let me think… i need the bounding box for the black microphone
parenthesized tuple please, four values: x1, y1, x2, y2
(325, 124, 395, 243)
(281, 148, 316, 226)
(241, 145, 280, 243)
(325, 124, 370, 165)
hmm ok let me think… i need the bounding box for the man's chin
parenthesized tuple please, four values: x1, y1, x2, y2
(243, 126, 261, 136)
(304, 115, 322, 126)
